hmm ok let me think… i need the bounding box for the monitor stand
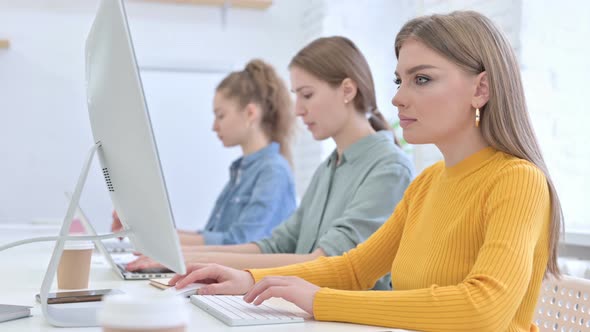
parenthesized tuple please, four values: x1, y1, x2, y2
(39, 142, 130, 327)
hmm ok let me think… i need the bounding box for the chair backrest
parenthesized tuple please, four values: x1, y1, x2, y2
(534, 275, 590, 332)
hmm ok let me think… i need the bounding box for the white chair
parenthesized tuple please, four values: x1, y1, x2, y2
(534, 275, 590, 332)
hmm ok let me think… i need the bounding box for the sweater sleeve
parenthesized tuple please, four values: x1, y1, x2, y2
(251, 163, 551, 332)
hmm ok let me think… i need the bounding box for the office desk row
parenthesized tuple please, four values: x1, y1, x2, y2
(0, 224, 410, 332)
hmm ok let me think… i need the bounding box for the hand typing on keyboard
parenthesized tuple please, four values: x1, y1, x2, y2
(243, 276, 319, 315)
(169, 263, 320, 316)
(169, 263, 254, 295)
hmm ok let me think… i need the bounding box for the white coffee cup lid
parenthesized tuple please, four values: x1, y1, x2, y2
(63, 240, 94, 250)
(98, 292, 189, 328)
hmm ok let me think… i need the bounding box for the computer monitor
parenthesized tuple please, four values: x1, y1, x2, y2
(85, 0, 185, 275)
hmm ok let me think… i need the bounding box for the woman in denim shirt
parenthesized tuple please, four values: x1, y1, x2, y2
(114, 59, 296, 246)
(128, 38, 413, 291)
(198, 141, 296, 245)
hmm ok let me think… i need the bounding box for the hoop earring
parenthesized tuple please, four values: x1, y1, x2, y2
(475, 108, 480, 127)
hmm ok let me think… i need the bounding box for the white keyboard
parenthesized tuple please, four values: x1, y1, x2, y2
(190, 295, 304, 326)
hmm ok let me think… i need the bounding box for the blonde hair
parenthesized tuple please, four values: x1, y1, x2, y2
(395, 11, 563, 277)
(216, 59, 295, 166)
(290, 36, 399, 145)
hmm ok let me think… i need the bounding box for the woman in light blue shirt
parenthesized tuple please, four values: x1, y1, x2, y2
(199, 141, 295, 245)
(114, 59, 296, 245)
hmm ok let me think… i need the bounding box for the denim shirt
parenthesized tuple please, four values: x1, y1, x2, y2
(200, 142, 296, 245)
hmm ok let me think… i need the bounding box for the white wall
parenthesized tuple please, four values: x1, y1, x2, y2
(141, 70, 237, 231)
(520, 0, 590, 231)
(0, 0, 309, 231)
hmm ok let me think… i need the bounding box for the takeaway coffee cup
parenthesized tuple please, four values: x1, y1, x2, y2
(98, 292, 188, 332)
(57, 240, 94, 289)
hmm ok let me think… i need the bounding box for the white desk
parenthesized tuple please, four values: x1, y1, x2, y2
(0, 225, 409, 332)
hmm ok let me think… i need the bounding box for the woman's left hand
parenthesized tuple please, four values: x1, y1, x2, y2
(125, 255, 163, 271)
(242, 276, 320, 315)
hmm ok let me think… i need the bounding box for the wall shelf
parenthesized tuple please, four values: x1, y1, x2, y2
(136, 0, 273, 10)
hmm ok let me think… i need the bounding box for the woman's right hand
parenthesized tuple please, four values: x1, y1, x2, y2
(169, 263, 255, 295)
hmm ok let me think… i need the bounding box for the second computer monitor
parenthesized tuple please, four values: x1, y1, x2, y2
(85, 0, 185, 275)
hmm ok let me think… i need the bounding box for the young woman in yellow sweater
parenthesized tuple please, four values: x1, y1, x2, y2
(169, 11, 563, 332)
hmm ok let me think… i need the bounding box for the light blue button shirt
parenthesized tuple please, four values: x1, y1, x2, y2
(200, 142, 296, 245)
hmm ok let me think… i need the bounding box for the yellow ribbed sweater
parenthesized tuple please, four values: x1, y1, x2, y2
(250, 147, 551, 332)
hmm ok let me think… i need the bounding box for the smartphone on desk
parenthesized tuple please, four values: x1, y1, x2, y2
(35, 289, 124, 304)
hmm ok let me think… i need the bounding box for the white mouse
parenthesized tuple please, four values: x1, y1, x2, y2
(162, 283, 204, 297)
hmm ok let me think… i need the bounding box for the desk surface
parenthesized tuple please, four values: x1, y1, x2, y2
(0, 225, 409, 332)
